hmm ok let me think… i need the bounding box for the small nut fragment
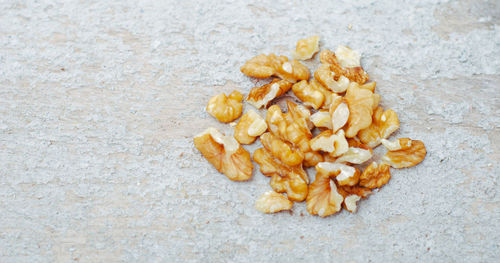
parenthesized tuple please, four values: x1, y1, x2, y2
(306, 164, 344, 217)
(206, 91, 243, 123)
(314, 64, 350, 93)
(337, 185, 372, 213)
(292, 80, 325, 109)
(253, 148, 309, 201)
(358, 107, 399, 148)
(329, 94, 350, 132)
(359, 162, 391, 189)
(247, 79, 292, 109)
(193, 128, 252, 181)
(234, 110, 267, 144)
(240, 54, 310, 82)
(311, 110, 332, 129)
(255, 191, 293, 213)
(344, 83, 378, 137)
(292, 36, 320, 60)
(316, 162, 360, 186)
(311, 79, 334, 108)
(335, 45, 361, 68)
(319, 49, 369, 84)
(260, 132, 304, 166)
(381, 138, 426, 168)
(310, 129, 349, 157)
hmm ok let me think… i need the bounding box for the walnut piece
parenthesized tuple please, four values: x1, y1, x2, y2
(292, 36, 320, 60)
(311, 79, 334, 108)
(265, 102, 321, 167)
(337, 185, 372, 213)
(247, 79, 292, 109)
(381, 138, 427, 168)
(306, 163, 345, 217)
(206, 91, 243, 123)
(311, 110, 332, 129)
(335, 145, 373, 164)
(316, 162, 360, 186)
(319, 49, 369, 84)
(234, 110, 267, 144)
(344, 83, 378, 137)
(240, 54, 310, 83)
(292, 80, 325, 109)
(253, 147, 309, 201)
(359, 161, 391, 189)
(329, 94, 350, 132)
(358, 107, 399, 148)
(314, 64, 350, 93)
(260, 132, 304, 166)
(193, 128, 252, 181)
(335, 45, 361, 68)
(310, 129, 349, 157)
(255, 191, 293, 213)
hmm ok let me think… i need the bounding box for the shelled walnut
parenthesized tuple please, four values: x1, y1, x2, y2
(240, 54, 310, 83)
(381, 138, 427, 168)
(193, 128, 252, 181)
(234, 110, 267, 144)
(247, 79, 292, 109)
(206, 91, 243, 123)
(292, 36, 320, 60)
(358, 107, 399, 147)
(255, 191, 293, 213)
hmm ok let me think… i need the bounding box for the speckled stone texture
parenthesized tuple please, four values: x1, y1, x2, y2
(0, 0, 499, 262)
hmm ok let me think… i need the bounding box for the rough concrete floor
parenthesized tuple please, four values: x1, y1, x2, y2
(0, 0, 499, 262)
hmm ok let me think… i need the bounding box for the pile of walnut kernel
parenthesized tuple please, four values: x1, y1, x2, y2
(194, 36, 427, 217)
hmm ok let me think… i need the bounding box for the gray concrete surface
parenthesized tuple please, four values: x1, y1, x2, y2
(0, 0, 499, 262)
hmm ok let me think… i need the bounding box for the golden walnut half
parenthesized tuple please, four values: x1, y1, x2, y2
(292, 36, 320, 60)
(240, 54, 310, 83)
(193, 128, 253, 181)
(358, 107, 399, 148)
(234, 110, 267, 144)
(306, 163, 345, 217)
(344, 83, 378, 138)
(247, 79, 292, 109)
(381, 138, 427, 168)
(260, 132, 304, 166)
(253, 147, 309, 202)
(292, 80, 325, 109)
(359, 161, 391, 189)
(255, 191, 293, 213)
(206, 91, 243, 123)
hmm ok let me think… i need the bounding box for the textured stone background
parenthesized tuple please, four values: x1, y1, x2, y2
(0, 0, 499, 262)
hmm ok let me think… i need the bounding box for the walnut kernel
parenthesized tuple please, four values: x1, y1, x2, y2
(359, 162, 391, 189)
(206, 91, 243, 123)
(292, 36, 320, 60)
(381, 138, 427, 168)
(234, 110, 267, 144)
(255, 191, 293, 213)
(193, 128, 252, 181)
(247, 79, 292, 109)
